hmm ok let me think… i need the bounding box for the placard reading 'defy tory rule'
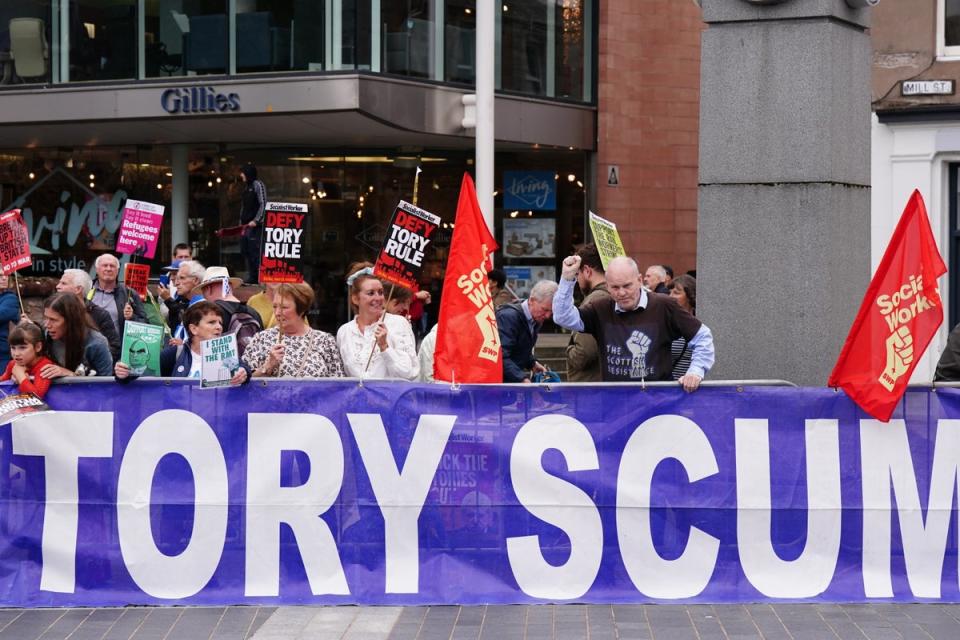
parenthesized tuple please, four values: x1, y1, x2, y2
(259, 202, 309, 284)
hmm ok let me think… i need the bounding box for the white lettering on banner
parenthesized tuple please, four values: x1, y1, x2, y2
(117, 410, 228, 598)
(245, 414, 349, 596)
(348, 413, 457, 594)
(12, 412, 113, 593)
(617, 415, 720, 599)
(736, 419, 841, 597)
(14, 407, 960, 601)
(506, 415, 602, 600)
(861, 419, 960, 599)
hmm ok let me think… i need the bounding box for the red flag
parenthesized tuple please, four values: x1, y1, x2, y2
(828, 190, 946, 421)
(434, 174, 502, 383)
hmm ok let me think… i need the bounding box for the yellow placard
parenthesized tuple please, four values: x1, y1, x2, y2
(588, 211, 626, 269)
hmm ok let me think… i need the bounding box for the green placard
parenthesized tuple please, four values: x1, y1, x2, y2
(120, 321, 164, 376)
(201, 334, 240, 388)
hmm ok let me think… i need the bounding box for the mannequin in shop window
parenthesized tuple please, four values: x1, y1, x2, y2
(239, 163, 267, 282)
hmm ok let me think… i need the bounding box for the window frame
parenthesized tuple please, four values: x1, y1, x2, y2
(939, 0, 960, 59)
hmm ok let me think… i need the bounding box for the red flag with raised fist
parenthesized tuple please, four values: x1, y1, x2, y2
(434, 174, 502, 383)
(828, 190, 947, 421)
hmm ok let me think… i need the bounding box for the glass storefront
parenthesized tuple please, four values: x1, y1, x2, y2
(0, 145, 587, 332)
(0, 0, 593, 102)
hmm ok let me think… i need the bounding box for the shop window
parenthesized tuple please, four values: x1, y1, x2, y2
(145, 0, 227, 78)
(0, 0, 53, 85)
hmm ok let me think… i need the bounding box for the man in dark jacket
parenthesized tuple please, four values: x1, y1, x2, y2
(57, 269, 121, 361)
(566, 243, 611, 382)
(495, 279, 557, 383)
(87, 253, 146, 338)
(935, 324, 960, 381)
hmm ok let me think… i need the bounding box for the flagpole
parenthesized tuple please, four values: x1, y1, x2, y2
(12, 271, 24, 316)
(413, 166, 422, 206)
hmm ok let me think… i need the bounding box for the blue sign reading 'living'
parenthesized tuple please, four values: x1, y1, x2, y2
(503, 171, 556, 211)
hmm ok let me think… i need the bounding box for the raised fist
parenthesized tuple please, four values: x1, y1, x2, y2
(879, 326, 913, 392)
(562, 255, 581, 281)
(626, 330, 651, 378)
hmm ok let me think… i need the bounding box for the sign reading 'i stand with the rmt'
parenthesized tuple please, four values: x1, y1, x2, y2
(259, 202, 309, 284)
(374, 200, 441, 291)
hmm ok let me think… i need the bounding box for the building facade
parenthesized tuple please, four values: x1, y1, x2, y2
(0, 0, 702, 332)
(872, 0, 960, 379)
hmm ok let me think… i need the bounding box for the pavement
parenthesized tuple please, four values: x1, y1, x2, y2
(2, 604, 960, 640)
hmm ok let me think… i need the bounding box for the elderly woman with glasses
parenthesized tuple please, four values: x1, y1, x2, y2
(243, 282, 344, 378)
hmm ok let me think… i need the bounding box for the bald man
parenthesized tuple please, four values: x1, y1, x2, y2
(553, 255, 714, 391)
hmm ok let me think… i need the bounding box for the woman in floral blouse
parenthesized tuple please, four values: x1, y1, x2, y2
(243, 282, 344, 378)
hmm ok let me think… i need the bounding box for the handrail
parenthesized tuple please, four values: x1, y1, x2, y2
(44, 377, 799, 387)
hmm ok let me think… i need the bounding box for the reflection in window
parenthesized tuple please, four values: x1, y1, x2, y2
(236, 0, 324, 73)
(0, 0, 52, 84)
(381, 0, 434, 78)
(341, 0, 371, 70)
(501, 0, 547, 95)
(145, 0, 227, 78)
(948, 0, 960, 48)
(555, 0, 584, 100)
(69, 0, 136, 81)
(445, 0, 475, 84)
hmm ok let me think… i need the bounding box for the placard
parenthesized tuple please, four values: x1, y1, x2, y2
(259, 202, 309, 284)
(0, 392, 51, 425)
(0, 209, 32, 275)
(123, 263, 151, 298)
(201, 334, 240, 388)
(120, 321, 164, 376)
(588, 211, 626, 269)
(374, 200, 441, 291)
(116, 199, 165, 258)
(503, 218, 556, 258)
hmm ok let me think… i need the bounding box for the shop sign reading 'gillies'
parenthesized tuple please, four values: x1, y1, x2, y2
(161, 87, 240, 114)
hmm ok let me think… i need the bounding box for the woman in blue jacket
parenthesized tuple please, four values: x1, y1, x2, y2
(115, 300, 250, 383)
(0, 275, 22, 371)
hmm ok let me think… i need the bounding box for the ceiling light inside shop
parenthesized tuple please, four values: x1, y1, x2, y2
(577, 180, 584, 188)
(156, 183, 162, 189)
(216, 177, 222, 183)
(509, 211, 518, 218)
(465, 7, 472, 13)
(165, 172, 173, 177)
(567, 174, 576, 182)
(503, 4, 509, 11)
(302, 177, 310, 184)
(89, 174, 95, 180)
(287, 156, 447, 164)
(207, 181, 214, 188)
(140, 163, 150, 167)
(89, 182, 95, 188)
(368, 185, 374, 192)
(28, 172, 35, 180)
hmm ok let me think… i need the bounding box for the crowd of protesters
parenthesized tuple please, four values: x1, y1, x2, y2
(0, 241, 707, 398)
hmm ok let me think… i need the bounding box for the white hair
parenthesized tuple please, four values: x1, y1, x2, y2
(95, 253, 119, 268)
(646, 264, 667, 279)
(63, 269, 93, 296)
(529, 279, 558, 302)
(178, 260, 205, 280)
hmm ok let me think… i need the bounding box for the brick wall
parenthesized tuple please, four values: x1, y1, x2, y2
(596, 0, 703, 276)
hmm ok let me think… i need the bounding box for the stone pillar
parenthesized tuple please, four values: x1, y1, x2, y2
(697, 0, 873, 386)
(170, 144, 189, 253)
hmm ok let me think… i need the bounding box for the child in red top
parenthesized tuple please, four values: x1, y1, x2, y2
(0, 322, 56, 399)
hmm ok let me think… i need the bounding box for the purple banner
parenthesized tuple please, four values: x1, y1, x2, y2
(0, 381, 959, 606)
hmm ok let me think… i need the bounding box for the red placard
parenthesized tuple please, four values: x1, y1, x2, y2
(0, 209, 32, 275)
(123, 263, 151, 298)
(374, 200, 441, 291)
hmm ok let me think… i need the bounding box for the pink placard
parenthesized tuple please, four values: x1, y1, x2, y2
(116, 199, 165, 258)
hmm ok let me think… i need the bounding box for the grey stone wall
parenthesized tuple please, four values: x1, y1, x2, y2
(698, 0, 873, 385)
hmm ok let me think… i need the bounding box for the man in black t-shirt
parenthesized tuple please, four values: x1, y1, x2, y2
(552, 255, 715, 391)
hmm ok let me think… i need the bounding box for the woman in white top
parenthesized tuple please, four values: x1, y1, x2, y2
(337, 263, 419, 380)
